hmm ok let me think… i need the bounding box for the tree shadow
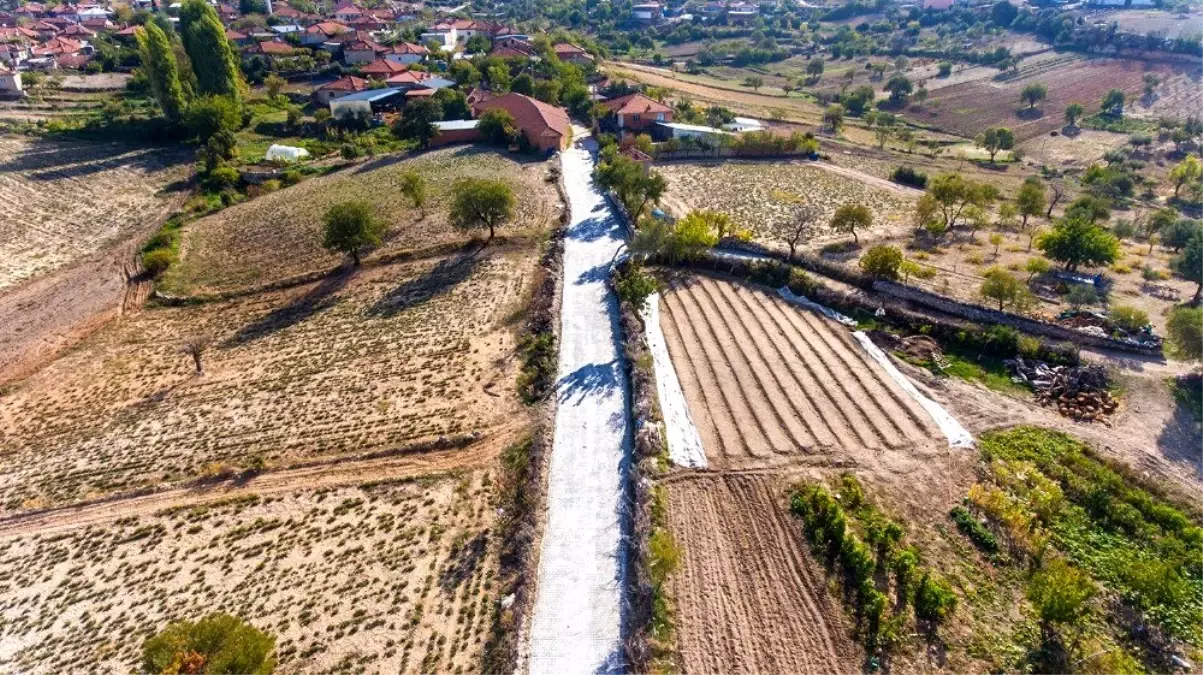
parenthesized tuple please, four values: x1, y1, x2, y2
(226, 269, 354, 345)
(0, 137, 190, 179)
(576, 261, 613, 285)
(1016, 107, 1045, 121)
(367, 247, 483, 318)
(557, 359, 622, 405)
(1156, 386, 1203, 481)
(569, 215, 619, 243)
(439, 531, 489, 591)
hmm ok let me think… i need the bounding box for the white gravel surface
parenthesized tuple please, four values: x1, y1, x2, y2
(641, 293, 706, 468)
(526, 130, 630, 675)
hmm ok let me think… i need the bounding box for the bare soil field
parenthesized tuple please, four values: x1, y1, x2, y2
(0, 473, 501, 674)
(657, 160, 916, 245)
(915, 56, 1171, 141)
(163, 147, 558, 295)
(0, 247, 537, 512)
(665, 472, 859, 674)
(0, 136, 190, 292)
(658, 275, 941, 469)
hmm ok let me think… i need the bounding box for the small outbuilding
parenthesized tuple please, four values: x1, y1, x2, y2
(329, 87, 404, 120)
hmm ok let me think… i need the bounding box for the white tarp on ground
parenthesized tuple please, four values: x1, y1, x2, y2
(526, 130, 628, 675)
(852, 330, 975, 449)
(778, 286, 857, 327)
(641, 293, 706, 468)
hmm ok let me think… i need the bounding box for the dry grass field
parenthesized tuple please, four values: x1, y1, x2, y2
(665, 473, 858, 675)
(163, 147, 559, 294)
(0, 474, 500, 674)
(0, 136, 189, 292)
(659, 276, 940, 469)
(0, 247, 538, 512)
(657, 160, 916, 246)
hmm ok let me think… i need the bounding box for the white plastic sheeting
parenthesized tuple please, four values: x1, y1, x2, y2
(778, 286, 857, 327)
(852, 330, 975, 449)
(641, 293, 706, 468)
(526, 131, 628, 675)
(265, 144, 309, 163)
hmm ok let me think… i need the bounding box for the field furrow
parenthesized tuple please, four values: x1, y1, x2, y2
(668, 474, 856, 674)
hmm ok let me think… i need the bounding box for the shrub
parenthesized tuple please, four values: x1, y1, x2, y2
(1166, 306, 1202, 361)
(913, 571, 957, 625)
(890, 165, 928, 189)
(1109, 305, 1148, 333)
(615, 263, 661, 312)
(950, 505, 1000, 554)
(859, 244, 904, 280)
(280, 169, 302, 186)
(517, 332, 556, 404)
(142, 249, 174, 277)
(1065, 284, 1098, 309)
(142, 613, 276, 675)
(203, 166, 240, 192)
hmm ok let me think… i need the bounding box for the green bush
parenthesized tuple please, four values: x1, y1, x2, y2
(280, 169, 302, 186)
(142, 249, 174, 277)
(203, 166, 240, 192)
(890, 165, 928, 189)
(517, 332, 556, 404)
(1109, 304, 1149, 333)
(615, 264, 661, 313)
(913, 571, 958, 625)
(142, 613, 276, 675)
(950, 505, 1000, 554)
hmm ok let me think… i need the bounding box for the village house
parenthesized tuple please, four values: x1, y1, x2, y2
(302, 21, 350, 46)
(312, 74, 369, 104)
(599, 92, 672, 133)
(471, 92, 570, 154)
(553, 42, 593, 66)
(384, 42, 427, 65)
(358, 57, 410, 79)
(342, 38, 385, 65)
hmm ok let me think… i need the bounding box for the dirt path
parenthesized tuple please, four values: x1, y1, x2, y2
(667, 472, 859, 674)
(809, 159, 923, 198)
(0, 435, 501, 540)
(659, 275, 941, 469)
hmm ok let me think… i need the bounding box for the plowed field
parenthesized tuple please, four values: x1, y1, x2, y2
(659, 276, 939, 469)
(666, 473, 858, 674)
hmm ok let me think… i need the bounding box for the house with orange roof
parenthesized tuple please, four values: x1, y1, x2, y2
(599, 92, 672, 133)
(553, 42, 593, 66)
(301, 21, 349, 46)
(343, 37, 385, 65)
(312, 74, 369, 104)
(359, 57, 409, 79)
(471, 92, 570, 154)
(384, 41, 427, 65)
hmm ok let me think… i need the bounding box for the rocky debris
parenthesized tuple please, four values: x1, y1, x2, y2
(1057, 309, 1162, 349)
(868, 330, 947, 366)
(1006, 357, 1117, 423)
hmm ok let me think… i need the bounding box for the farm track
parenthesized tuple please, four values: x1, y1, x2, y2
(0, 432, 505, 539)
(660, 276, 938, 469)
(667, 472, 857, 674)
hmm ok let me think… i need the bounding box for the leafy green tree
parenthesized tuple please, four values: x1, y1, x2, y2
(1166, 306, 1202, 361)
(142, 613, 276, 675)
(533, 78, 562, 105)
(186, 95, 241, 141)
(450, 178, 515, 242)
(1025, 256, 1051, 282)
(1064, 195, 1111, 224)
(1160, 217, 1202, 252)
(1020, 82, 1048, 109)
(840, 85, 875, 115)
(398, 170, 427, 216)
(511, 73, 534, 96)
(806, 58, 824, 78)
(823, 103, 844, 133)
(1038, 216, 1120, 271)
(179, 0, 243, 100)
(830, 203, 872, 244)
(927, 173, 996, 230)
(666, 210, 721, 262)
(1064, 102, 1085, 127)
(478, 108, 517, 145)
(614, 262, 661, 311)
(859, 244, 903, 280)
(1169, 154, 1202, 199)
(1016, 177, 1046, 232)
(1101, 88, 1125, 115)
(885, 75, 913, 103)
(1171, 231, 1203, 303)
(393, 98, 442, 149)
(135, 22, 187, 124)
(263, 73, 285, 99)
(322, 200, 384, 265)
(975, 126, 1014, 162)
(913, 571, 957, 629)
(433, 88, 470, 120)
(980, 266, 1024, 310)
(486, 64, 511, 92)
(595, 154, 666, 221)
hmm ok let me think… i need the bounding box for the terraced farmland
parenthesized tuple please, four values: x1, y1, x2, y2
(658, 275, 939, 469)
(666, 473, 857, 674)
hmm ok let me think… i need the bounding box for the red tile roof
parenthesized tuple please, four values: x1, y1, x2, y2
(601, 92, 671, 116)
(250, 39, 296, 55)
(306, 21, 349, 37)
(384, 70, 430, 85)
(472, 92, 569, 145)
(390, 41, 427, 55)
(360, 58, 409, 76)
(316, 74, 369, 92)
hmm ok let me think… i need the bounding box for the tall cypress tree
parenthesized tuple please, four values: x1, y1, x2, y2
(179, 0, 243, 100)
(135, 22, 187, 124)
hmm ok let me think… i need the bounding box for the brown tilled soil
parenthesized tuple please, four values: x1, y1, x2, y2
(659, 275, 942, 469)
(666, 472, 860, 675)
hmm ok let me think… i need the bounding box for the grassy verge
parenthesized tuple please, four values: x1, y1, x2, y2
(1080, 113, 1153, 134)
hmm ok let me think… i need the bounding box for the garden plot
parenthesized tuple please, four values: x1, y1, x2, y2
(0, 474, 499, 675)
(658, 275, 941, 470)
(0, 136, 189, 292)
(163, 147, 558, 295)
(0, 249, 537, 512)
(665, 472, 858, 674)
(658, 161, 914, 247)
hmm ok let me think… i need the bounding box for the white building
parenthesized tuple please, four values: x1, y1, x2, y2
(0, 64, 23, 97)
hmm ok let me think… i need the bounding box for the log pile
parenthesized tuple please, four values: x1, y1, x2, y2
(1006, 357, 1117, 423)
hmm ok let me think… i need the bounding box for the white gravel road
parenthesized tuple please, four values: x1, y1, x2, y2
(526, 130, 630, 675)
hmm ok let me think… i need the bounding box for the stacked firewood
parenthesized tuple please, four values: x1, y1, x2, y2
(1007, 357, 1117, 423)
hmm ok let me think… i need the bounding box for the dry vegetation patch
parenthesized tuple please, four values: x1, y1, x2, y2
(163, 147, 558, 295)
(0, 249, 538, 511)
(658, 160, 914, 245)
(0, 475, 500, 674)
(0, 136, 189, 292)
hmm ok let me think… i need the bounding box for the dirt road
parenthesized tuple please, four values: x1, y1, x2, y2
(667, 472, 858, 674)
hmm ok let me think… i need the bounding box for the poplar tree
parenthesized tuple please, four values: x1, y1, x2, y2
(179, 0, 243, 100)
(135, 22, 187, 124)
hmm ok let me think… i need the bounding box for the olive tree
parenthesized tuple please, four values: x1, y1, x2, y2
(450, 178, 515, 242)
(322, 200, 384, 266)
